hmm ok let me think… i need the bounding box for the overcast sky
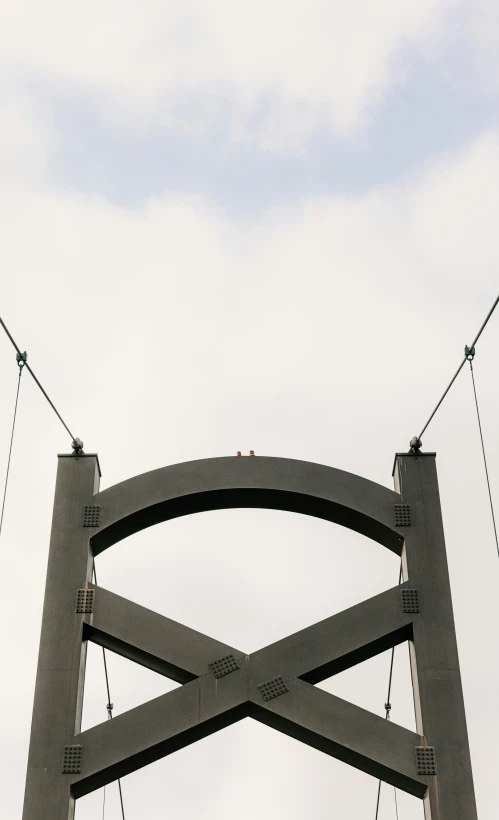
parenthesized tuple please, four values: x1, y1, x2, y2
(1, 2, 498, 818)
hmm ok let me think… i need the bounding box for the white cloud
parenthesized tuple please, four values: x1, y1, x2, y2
(407, 132, 499, 282)
(1, 97, 497, 419)
(459, 0, 499, 94)
(0, 82, 56, 188)
(2, 8, 499, 818)
(1, 74, 499, 820)
(1, 0, 447, 151)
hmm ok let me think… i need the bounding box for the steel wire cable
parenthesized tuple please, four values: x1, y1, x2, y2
(414, 294, 499, 448)
(374, 565, 402, 820)
(468, 359, 499, 559)
(93, 566, 126, 820)
(101, 778, 107, 820)
(0, 316, 78, 445)
(0, 363, 24, 539)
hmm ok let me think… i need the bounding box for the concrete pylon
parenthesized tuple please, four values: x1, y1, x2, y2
(22, 453, 477, 820)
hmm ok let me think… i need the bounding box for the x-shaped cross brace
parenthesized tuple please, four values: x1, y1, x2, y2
(72, 582, 430, 799)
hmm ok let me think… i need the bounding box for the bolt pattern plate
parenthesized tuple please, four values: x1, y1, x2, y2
(257, 675, 289, 702)
(394, 504, 411, 527)
(401, 589, 420, 613)
(415, 746, 436, 775)
(83, 505, 100, 527)
(62, 745, 82, 774)
(76, 589, 94, 614)
(209, 654, 240, 678)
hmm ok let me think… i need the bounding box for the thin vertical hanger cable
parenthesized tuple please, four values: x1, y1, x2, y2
(101, 777, 107, 820)
(386, 703, 400, 820)
(100, 644, 110, 820)
(374, 564, 402, 820)
(0, 358, 25, 539)
(467, 353, 499, 558)
(393, 787, 399, 820)
(92, 565, 126, 819)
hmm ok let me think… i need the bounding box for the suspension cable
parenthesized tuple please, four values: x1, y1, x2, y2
(374, 565, 402, 820)
(467, 355, 499, 559)
(93, 566, 126, 820)
(101, 775, 107, 820)
(410, 294, 499, 451)
(394, 787, 399, 820)
(0, 358, 25, 539)
(0, 316, 83, 452)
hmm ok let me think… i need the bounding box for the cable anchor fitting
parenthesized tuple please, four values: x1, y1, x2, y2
(16, 351, 27, 369)
(72, 438, 84, 456)
(465, 345, 475, 361)
(409, 436, 422, 454)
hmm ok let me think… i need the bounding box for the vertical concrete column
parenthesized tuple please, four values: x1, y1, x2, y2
(393, 453, 477, 820)
(22, 454, 101, 820)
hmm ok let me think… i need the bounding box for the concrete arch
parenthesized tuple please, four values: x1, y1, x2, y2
(91, 456, 403, 555)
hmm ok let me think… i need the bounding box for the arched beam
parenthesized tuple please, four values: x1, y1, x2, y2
(91, 456, 403, 555)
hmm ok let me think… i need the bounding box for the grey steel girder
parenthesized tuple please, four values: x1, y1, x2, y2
(84, 581, 412, 683)
(22, 453, 477, 820)
(90, 455, 404, 555)
(72, 665, 427, 800)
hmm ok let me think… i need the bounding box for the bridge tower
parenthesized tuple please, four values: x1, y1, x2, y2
(22, 451, 477, 820)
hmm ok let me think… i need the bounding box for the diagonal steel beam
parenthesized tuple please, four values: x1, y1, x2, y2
(71, 661, 427, 800)
(86, 583, 412, 686)
(250, 679, 428, 798)
(250, 583, 413, 684)
(84, 584, 241, 683)
(71, 671, 250, 797)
